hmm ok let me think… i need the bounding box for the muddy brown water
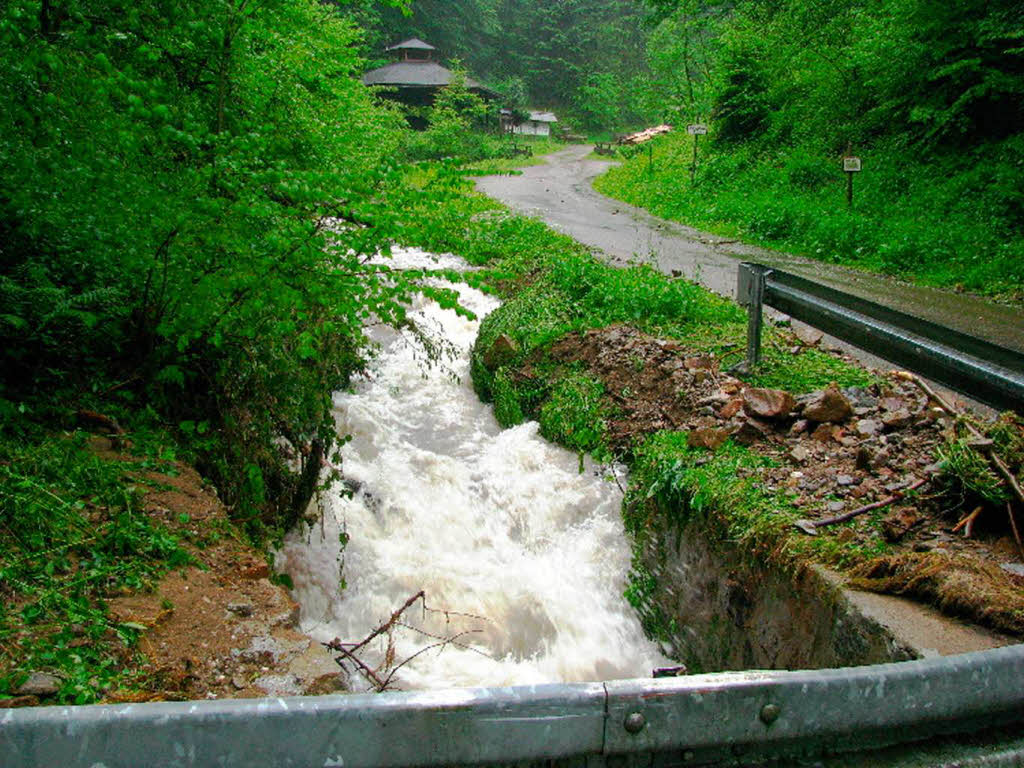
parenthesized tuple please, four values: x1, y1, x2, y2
(475, 145, 1024, 355)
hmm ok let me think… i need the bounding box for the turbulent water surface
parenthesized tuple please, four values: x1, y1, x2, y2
(277, 247, 666, 691)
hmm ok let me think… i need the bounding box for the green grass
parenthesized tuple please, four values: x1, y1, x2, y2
(595, 133, 1024, 300)
(538, 372, 612, 461)
(461, 136, 567, 175)
(386, 164, 901, 637)
(624, 431, 798, 567)
(0, 433, 193, 704)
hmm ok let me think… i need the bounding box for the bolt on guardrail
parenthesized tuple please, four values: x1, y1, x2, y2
(736, 263, 1024, 413)
(4, 645, 1024, 767)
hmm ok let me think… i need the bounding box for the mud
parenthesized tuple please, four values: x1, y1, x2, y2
(99, 455, 342, 703)
(509, 323, 1024, 638)
(475, 145, 1024, 356)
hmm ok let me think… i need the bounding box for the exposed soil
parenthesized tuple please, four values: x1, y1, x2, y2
(515, 323, 1024, 636)
(88, 445, 342, 704)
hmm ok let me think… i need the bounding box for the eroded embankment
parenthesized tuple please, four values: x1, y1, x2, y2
(276, 248, 668, 691)
(472, 312, 1024, 666)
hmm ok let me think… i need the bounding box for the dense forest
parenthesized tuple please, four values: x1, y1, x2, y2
(600, 0, 1024, 295)
(1, 0, 1022, 703)
(331, 0, 652, 128)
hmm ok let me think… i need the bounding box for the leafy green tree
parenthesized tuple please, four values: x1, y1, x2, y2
(0, 0, 447, 530)
(644, 1, 721, 123)
(575, 72, 624, 130)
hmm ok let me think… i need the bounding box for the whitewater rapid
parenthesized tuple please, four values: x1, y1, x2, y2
(277, 247, 667, 691)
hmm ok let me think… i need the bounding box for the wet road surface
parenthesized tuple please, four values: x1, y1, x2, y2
(475, 145, 1023, 355)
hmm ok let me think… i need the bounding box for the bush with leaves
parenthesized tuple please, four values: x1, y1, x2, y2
(0, 0, 450, 533)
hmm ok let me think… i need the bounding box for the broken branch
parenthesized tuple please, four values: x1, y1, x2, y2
(894, 371, 1024, 508)
(795, 477, 930, 535)
(324, 591, 490, 692)
(952, 505, 983, 537)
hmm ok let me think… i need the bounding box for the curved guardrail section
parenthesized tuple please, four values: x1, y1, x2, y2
(3, 645, 1024, 767)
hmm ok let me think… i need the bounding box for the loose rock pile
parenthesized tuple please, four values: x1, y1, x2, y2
(519, 324, 1022, 569)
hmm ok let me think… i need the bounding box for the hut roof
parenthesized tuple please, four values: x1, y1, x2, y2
(386, 38, 437, 52)
(361, 61, 486, 91)
(527, 111, 558, 123)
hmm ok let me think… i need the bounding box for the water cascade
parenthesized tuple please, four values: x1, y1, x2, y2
(278, 248, 667, 691)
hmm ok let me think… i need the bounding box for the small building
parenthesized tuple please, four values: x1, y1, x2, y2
(500, 110, 559, 137)
(517, 111, 558, 137)
(362, 38, 498, 110)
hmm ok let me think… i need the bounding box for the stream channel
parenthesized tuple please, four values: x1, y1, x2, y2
(277, 247, 668, 691)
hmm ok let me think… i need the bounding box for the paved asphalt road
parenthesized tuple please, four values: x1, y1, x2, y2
(475, 144, 1023, 356)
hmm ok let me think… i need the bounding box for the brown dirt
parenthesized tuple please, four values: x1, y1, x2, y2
(519, 323, 1024, 636)
(93, 444, 344, 703)
(546, 324, 724, 446)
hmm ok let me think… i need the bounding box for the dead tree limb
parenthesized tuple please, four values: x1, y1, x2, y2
(324, 591, 491, 692)
(379, 631, 479, 690)
(794, 477, 930, 535)
(894, 371, 1024, 508)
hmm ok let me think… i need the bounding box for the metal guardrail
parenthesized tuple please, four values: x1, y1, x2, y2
(4, 645, 1024, 767)
(736, 263, 1024, 413)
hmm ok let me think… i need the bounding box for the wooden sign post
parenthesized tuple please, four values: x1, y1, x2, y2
(687, 124, 708, 185)
(843, 155, 861, 208)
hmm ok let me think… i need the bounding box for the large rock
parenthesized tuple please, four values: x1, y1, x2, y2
(17, 672, 61, 697)
(731, 417, 772, 445)
(802, 384, 853, 423)
(742, 388, 796, 420)
(482, 333, 519, 370)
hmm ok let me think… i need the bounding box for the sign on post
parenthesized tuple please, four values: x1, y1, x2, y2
(843, 155, 861, 208)
(687, 124, 708, 184)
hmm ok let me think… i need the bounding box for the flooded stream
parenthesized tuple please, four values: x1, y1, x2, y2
(277, 248, 667, 691)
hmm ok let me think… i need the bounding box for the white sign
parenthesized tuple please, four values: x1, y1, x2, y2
(843, 156, 862, 172)
(687, 124, 709, 135)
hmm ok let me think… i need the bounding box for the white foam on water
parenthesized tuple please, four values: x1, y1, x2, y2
(277, 247, 667, 690)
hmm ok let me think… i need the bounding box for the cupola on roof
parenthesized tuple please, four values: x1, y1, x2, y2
(386, 38, 437, 52)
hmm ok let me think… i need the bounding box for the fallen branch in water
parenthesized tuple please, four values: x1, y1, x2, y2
(324, 591, 491, 692)
(794, 477, 930, 535)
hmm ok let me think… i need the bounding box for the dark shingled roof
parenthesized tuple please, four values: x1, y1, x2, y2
(361, 61, 485, 91)
(386, 38, 436, 51)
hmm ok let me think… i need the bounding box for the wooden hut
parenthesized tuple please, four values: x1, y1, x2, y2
(362, 38, 498, 110)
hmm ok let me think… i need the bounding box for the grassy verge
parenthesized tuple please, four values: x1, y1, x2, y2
(389, 165, 1024, 640)
(594, 133, 1024, 300)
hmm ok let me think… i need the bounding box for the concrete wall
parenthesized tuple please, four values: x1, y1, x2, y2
(634, 518, 918, 673)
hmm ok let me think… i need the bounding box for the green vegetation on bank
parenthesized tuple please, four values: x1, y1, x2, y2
(596, 133, 1024, 298)
(596, 0, 1024, 299)
(0, 435, 194, 702)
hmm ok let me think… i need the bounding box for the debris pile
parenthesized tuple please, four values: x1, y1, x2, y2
(517, 324, 1024, 596)
(619, 125, 673, 145)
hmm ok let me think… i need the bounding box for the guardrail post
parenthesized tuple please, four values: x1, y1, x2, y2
(737, 263, 768, 370)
